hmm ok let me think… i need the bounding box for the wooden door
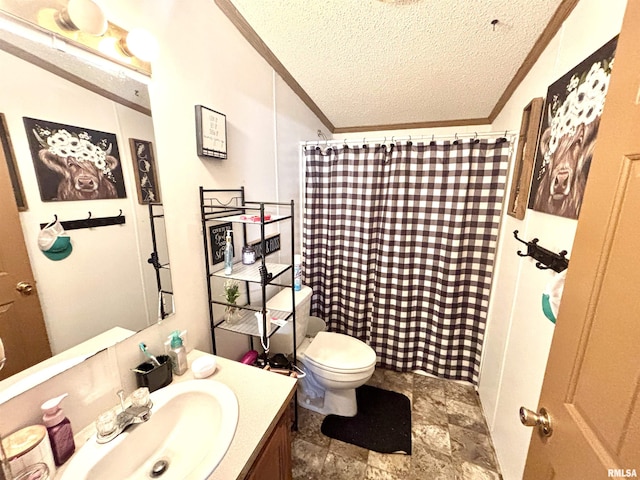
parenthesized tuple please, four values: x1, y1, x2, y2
(0, 117, 51, 379)
(523, 2, 640, 478)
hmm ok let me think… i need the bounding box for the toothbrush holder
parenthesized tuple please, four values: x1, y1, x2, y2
(133, 355, 173, 392)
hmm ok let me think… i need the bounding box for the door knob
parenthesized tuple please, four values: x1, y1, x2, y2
(16, 281, 34, 296)
(519, 406, 553, 437)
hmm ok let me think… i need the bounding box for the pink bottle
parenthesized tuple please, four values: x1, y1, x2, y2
(41, 393, 76, 465)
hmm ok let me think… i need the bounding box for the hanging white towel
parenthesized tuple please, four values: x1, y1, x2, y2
(542, 270, 567, 324)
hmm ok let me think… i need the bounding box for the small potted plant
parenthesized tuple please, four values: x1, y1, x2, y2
(222, 279, 241, 324)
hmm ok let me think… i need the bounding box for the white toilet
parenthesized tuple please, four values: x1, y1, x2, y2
(267, 286, 377, 416)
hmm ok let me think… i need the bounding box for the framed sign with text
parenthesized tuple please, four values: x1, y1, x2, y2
(195, 105, 227, 159)
(209, 222, 233, 265)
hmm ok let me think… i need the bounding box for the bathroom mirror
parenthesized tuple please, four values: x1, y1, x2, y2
(0, 19, 173, 387)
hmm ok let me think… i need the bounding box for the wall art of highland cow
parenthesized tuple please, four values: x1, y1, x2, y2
(23, 117, 126, 201)
(528, 36, 617, 220)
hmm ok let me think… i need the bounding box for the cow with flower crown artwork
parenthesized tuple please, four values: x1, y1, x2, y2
(23, 118, 126, 201)
(528, 36, 617, 220)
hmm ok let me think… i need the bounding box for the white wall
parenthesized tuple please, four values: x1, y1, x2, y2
(100, 0, 326, 360)
(479, 1, 627, 479)
(0, 49, 157, 354)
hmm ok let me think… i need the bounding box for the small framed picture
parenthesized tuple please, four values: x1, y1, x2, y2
(506, 97, 544, 220)
(129, 138, 161, 204)
(209, 222, 233, 265)
(195, 105, 227, 159)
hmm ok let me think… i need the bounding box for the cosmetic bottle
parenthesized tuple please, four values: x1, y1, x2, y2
(293, 254, 302, 291)
(168, 331, 188, 375)
(41, 393, 75, 466)
(224, 230, 233, 275)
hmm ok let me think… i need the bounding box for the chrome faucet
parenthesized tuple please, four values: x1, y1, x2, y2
(96, 389, 152, 444)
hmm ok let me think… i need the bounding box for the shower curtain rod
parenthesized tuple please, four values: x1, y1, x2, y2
(302, 130, 516, 147)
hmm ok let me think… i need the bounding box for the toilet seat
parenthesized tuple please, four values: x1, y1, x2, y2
(303, 331, 376, 374)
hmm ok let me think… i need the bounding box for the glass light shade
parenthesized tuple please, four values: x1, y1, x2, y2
(58, 0, 108, 36)
(124, 28, 159, 62)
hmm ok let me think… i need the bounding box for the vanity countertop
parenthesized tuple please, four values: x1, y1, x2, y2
(57, 349, 297, 480)
(175, 350, 297, 479)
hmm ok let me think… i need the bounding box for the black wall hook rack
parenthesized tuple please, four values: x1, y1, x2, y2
(513, 230, 569, 273)
(40, 210, 126, 231)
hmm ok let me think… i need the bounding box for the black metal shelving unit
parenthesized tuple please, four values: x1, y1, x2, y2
(147, 202, 173, 320)
(199, 187, 298, 427)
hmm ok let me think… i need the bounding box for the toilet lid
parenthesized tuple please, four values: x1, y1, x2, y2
(304, 331, 377, 373)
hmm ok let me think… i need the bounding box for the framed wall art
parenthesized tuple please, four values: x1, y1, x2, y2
(23, 117, 126, 201)
(506, 97, 544, 220)
(1, 113, 28, 211)
(129, 138, 161, 204)
(195, 105, 227, 159)
(528, 35, 618, 219)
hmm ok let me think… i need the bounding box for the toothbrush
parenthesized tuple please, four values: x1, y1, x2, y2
(139, 343, 161, 367)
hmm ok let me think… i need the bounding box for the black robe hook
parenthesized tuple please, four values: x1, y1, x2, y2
(513, 230, 569, 273)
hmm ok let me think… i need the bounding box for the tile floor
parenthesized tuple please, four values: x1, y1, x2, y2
(291, 368, 503, 480)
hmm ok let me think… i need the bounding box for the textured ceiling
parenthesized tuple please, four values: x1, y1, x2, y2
(226, 0, 565, 131)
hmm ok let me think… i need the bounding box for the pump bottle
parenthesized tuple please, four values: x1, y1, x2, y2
(41, 393, 75, 466)
(293, 254, 302, 291)
(168, 331, 188, 375)
(224, 230, 233, 275)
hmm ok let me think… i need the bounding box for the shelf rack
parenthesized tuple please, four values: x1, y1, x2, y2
(199, 187, 297, 361)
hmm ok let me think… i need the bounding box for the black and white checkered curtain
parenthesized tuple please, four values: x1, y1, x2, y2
(303, 139, 509, 384)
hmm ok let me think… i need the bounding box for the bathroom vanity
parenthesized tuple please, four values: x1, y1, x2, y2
(54, 349, 296, 480)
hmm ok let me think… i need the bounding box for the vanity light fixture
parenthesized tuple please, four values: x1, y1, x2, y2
(0, 0, 155, 76)
(55, 0, 108, 36)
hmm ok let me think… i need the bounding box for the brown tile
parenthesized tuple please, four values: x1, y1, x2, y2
(368, 451, 411, 477)
(364, 464, 406, 480)
(412, 423, 451, 456)
(295, 407, 331, 447)
(321, 451, 367, 480)
(446, 398, 489, 434)
(412, 391, 448, 426)
(329, 438, 369, 463)
(449, 424, 498, 472)
(413, 373, 447, 400)
(408, 443, 457, 480)
(366, 368, 386, 388)
(444, 380, 479, 407)
(455, 460, 502, 480)
(292, 437, 328, 480)
(382, 370, 414, 400)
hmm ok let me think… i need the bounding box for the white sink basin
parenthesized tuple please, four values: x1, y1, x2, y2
(61, 380, 238, 480)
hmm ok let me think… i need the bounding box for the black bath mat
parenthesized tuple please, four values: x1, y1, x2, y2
(320, 385, 411, 454)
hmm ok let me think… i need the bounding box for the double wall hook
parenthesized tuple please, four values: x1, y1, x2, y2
(513, 230, 569, 273)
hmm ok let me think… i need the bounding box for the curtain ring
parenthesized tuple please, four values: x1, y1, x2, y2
(453, 133, 459, 145)
(430, 134, 436, 146)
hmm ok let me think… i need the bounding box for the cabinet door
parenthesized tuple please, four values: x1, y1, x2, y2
(246, 409, 292, 480)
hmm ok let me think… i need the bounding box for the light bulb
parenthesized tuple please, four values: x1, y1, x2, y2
(57, 0, 108, 36)
(123, 28, 159, 62)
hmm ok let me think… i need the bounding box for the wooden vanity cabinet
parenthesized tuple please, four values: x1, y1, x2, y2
(245, 406, 292, 480)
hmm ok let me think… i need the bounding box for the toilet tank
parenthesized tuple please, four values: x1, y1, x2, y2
(266, 285, 312, 355)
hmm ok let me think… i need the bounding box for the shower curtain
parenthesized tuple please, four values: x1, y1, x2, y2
(303, 139, 509, 384)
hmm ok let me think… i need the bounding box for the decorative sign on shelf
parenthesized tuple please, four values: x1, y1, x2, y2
(209, 222, 233, 265)
(249, 234, 281, 260)
(195, 105, 227, 159)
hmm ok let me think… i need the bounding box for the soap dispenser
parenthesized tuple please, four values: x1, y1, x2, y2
(41, 393, 75, 466)
(224, 230, 233, 275)
(168, 331, 188, 375)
